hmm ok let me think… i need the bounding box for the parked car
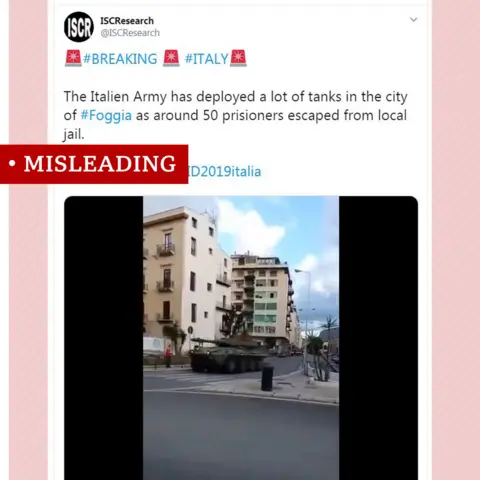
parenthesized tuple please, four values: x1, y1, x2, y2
(277, 348, 287, 358)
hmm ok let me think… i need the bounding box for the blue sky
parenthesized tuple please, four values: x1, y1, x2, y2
(144, 196, 339, 332)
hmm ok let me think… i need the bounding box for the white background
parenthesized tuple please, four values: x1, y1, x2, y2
(0, 1, 431, 480)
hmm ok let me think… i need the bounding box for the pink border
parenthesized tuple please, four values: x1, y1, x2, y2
(9, 0, 48, 479)
(433, 1, 480, 480)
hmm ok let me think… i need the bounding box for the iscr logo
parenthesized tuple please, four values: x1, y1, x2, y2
(64, 12, 94, 43)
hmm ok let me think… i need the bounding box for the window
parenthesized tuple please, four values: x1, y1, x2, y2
(191, 237, 197, 256)
(222, 295, 227, 307)
(255, 303, 267, 310)
(258, 270, 266, 277)
(255, 292, 277, 300)
(163, 269, 171, 286)
(209, 227, 214, 236)
(163, 301, 171, 319)
(191, 303, 197, 323)
(190, 271, 196, 291)
(256, 280, 266, 287)
(224, 258, 227, 267)
(266, 303, 277, 311)
(269, 270, 277, 277)
(269, 279, 278, 287)
(265, 326, 276, 334)
(207, 283, 212, 292)
(204, 311, 208, 319)
(192, 217, 197, 228)
(223, 272, 228, 282)
(253, 326, 265, 333)
(209, 248, 213, 255)
(238, 257, 245, 265)
(254, 314, 276, 323)
(235, 281, 243, 287)
(164, 233, 172, 247)
(234, 294, 241, 301)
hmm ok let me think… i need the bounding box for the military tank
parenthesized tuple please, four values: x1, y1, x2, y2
(190, 336, 268, 374)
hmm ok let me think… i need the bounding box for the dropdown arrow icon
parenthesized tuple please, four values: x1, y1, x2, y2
(410, 17, 418, 22)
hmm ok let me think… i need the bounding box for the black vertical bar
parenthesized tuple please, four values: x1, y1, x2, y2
(64, 197, 143, 480)
(340, 197, 418, 479)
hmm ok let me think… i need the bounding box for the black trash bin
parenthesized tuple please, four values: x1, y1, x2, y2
(261, 365, 274, 392)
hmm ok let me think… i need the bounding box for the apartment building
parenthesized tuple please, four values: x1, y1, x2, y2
(231, 254, 295, 347)
(143, 207, 231, 351)
(288, 307, 302, 348)
(214, 248, 232, 338)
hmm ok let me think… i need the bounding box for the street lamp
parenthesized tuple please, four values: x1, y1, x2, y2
(294, 268, 311, 374)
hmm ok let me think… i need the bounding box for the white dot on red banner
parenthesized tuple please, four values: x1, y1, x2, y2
(9, 160, 15, 167)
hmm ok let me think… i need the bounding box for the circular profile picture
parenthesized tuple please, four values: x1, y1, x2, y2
(64, 12, 94, 43)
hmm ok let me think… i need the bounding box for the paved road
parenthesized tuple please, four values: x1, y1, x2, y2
(144, 355, 303, 391)
(144, 391, 339, 480)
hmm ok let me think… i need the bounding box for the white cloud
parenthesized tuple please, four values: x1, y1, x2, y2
(294, 197, 339, 324)
(216, 199, 286, 256)
(143, 196, 287, 257)
(143, 195, 216, 217)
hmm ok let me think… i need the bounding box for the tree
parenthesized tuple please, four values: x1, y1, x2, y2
(306, 333, 324, 381)
(220, 307, 246, 337)
(163, 324, 187, 355)
(320, 316, 338, 381)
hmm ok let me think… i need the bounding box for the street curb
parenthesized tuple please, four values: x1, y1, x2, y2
(156, 389, 339, 406)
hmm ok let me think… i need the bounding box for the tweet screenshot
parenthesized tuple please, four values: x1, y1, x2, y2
(47, 1, 429, 479)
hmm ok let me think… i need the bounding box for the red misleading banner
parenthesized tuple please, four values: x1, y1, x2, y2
(1, 145, 189, 184)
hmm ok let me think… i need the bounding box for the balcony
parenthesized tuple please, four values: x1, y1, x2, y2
(243, 304, 254, 313)
(143, 284, 148, 294)
(157, 243, 175, 256)
(216, 274, 232, 287)
(156, 314, 175, 324)
(288, 278, 293, 286)
(216, 302, 230, 311)
(143, 248, 148, 258)
(244, 272, 255, 280)
(244, 282, 255, 291)
(288, 287, 294, 295)
(157, 280, 175, 292)
(244, 295, 254, 302)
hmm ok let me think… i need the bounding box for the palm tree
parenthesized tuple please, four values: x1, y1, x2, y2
(306, 333, 324, 381)
(321, 316, 338, 381)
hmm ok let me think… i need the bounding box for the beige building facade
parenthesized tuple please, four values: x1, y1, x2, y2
(143, 207, 231, 352)
(231, 254, 295, 347)
(289, 307, 302, 348)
